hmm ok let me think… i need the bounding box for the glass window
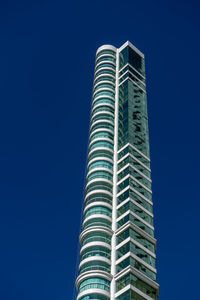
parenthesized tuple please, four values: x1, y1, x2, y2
(116, 273, 157, 299)
(91, 113, 114, 125)
(119, 64, 145, 83)
(79, 277, 110, 293)
(117, 241, 155, 267)
(117, 176, 152, 203)
(81, 246, 111, 260)
(85, 193, 112, 206)
(118, 166, 151, 190)
(118, 154, 150, 179)
(88, 149, 113, 161)
(94, 83, 115, 93)
(117, 211, 154, 237)
(117, 187, 153, 212)
(80, 294, 109, 300)
(91, 122, 114, 133)
(117, 228, 155, 252)
(96, 63, 115, 71)
(96, 68, 115, 77)
(118, 145, 150, 168)
(96, 55, 116, 65)
(85, 181, 113, 195)
(94, 90, 115, 99)
(117, 80, 150, 157)
(85, 206, 112, 218)
(119, 46, 145, 76)
(81, 231, 111, 246)
(89, 141, 113, 151)
(93, 98, 115, 108)
(116, 256, 156, 281)
(92, 105, 114, 115)
(117, 200, 153, 226)
(79, 260, 110, 274)
(96, 49, 116, 58)
(90, 132, 114, 142)
(88, 160, 113, 172)
(87, 170, 113, 182)
(95, 75, 115, 85)
(83, 217, 111, 230)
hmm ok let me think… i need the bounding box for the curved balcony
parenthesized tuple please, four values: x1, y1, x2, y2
(82, 215, 112, 230)
(79, 258, 111, 275)
(84, 201, 112, 213)
(81, 232, 111, 249)
(91, 112, 114, 126)
(93, 88, 115, 100)
(85, 178, 113, 195)
(90, 121, 114, 135)
(88, 147, 114, 161)
(87, 154, 113, 168)
(95, 61, 116, 72)
(84, 205, 112, 219)
(95, 67, 116, 79)
(92, 106, 114, 117)
(76, 269, 112, 291)
(78, 289, 110, 300)
(93, 81, 115, 93)
(84, 192, 112, 207)
(80, 246, 111, 263)
(90, 127, 114, 139)
(87, 159, 113, 171)
(88, 141, 114, 157)
(92, 93, 115, 105)
(94, 74, 115, 86)
(96, 45, 116, 57)
(96, 54, 116, 65)
(91, 109, 114, 120)
(87, 166, 113, 178)
(91, 103, 115, 115)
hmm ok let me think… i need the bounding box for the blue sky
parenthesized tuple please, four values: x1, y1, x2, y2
(0, 0, 200, 299)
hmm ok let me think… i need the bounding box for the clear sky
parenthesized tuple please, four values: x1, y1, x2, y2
(0, 0, 200, 299)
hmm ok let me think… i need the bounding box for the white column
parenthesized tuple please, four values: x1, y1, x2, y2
(110, 48, 119, 300)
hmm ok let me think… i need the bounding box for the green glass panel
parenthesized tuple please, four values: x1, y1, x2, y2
(118, 165, 151, 190)
(117, 228, 155, 252)
(88, 160, 113, 171)
(81, 246, 111, 260)
(81, 231, 111, 246)
(119, 64, 145, 83)
(118, 145, 150, 169)
(96, 49, 116, 58)
(116, 256, 156, 281)
(83, 217, 111, 230)
(118, 154, 150, 179)
(117, 241, 155, 267)
(119, 46, 145, 76)
(85, 206, 112, 218)
(117, 201, 153, 226)
(96, 55, 116, 65)
(80, 294, 109, 300)
(85, 193, 112, 206)
(117, 211, 154, 237)
(96, 63, 115, 71)
(79, 260, 110, 274)
(96, 68, 115, 77)
(117, 187, 152, 212)
(118, 80, 149, 158)
(79, 277, 110, 293)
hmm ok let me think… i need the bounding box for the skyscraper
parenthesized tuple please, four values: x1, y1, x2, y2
(75, 41, 159, 300)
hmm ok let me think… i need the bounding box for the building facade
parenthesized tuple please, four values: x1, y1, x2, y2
(75, 41, 159, 300)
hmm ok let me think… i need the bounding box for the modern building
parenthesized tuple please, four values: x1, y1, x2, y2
(75, 41, 159, 300)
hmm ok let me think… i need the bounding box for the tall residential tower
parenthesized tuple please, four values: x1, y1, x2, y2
(75, 41, 159, 300)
